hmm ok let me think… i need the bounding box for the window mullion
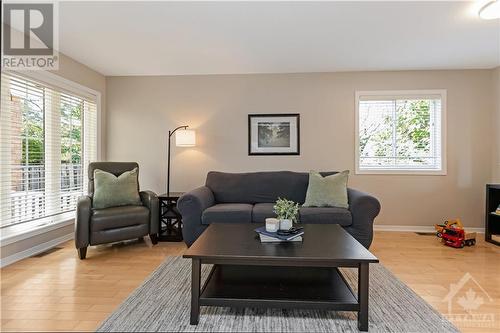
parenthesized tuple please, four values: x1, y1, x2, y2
(44, 90, 61, 215)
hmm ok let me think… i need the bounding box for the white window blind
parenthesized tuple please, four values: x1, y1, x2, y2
(356, 90, 445, 174)
(0, 72, 97, 228)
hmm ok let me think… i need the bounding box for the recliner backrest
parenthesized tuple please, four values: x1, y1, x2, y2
(205, 171, 337, 204)
(88, 162, 139, 197)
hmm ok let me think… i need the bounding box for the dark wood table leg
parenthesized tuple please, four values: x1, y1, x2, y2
(190, 259, 201, 325)
(358, 262, 369, 331)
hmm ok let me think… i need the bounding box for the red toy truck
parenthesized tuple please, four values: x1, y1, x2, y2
(441, 227, 476, 248)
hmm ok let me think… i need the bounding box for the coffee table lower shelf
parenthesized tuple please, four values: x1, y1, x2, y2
(191, 264, 368, 329)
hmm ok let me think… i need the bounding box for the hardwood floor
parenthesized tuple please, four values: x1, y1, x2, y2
(1, 232, 499, 332)
(371, 232, 500, 333)
(0, 238, 185, 332)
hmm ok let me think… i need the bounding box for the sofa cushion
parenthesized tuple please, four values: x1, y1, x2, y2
(91, 205, 149, 232)
(303, 170, 349, 208)
(253, 204, 352, 226)
(299, 207, 352, 226)
(202, 204, 253, 225)
(206, 171, 338, 204)
(252, 203, 277, 223)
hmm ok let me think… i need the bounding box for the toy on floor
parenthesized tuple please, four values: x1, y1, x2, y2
(434, 219, 476, 248)
(434, 219, 462, 238)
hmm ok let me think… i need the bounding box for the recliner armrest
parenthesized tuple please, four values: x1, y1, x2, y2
(140, 190, 159, 235)
(75, 195, 92, 249)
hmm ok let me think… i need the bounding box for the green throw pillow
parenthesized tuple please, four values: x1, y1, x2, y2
(92, 168, 142, 209)
(303, 170, 349, 208)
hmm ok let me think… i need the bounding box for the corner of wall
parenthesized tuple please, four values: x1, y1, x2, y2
(493, 67, 500, 182)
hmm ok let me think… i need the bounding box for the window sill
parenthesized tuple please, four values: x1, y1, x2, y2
(356, 169, 447, 176)
(0, 212, 75, 246)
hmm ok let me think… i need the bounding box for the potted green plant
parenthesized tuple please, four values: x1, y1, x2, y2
(273, 197, 300, 230)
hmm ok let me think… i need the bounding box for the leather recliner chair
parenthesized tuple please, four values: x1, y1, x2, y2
(75, 162, 159, 259)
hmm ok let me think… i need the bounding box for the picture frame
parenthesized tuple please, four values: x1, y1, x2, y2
(248, 114, 300, 155)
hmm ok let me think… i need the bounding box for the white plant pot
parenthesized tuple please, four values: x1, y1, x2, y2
(279, 219, 293, 231)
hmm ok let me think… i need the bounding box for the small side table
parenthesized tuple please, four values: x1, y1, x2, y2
(158, 192, 184, 242)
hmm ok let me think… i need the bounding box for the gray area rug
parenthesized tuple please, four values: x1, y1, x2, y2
(97, 256, 458, 332)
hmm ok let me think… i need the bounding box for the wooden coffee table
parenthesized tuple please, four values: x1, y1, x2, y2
(183, 223, 379, 331)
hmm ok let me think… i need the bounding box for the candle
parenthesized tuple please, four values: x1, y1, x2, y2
(265, 218, 279, 232)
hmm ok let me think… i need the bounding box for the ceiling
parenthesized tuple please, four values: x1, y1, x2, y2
(40, 1, 500, 75)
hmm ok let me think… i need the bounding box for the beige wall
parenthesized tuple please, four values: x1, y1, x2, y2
(493, 67, 500, 182)
(106, 70, 495, 228)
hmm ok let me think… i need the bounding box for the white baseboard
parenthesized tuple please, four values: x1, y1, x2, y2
(374, 225, 484, 233)
(0, 233, 74, 268)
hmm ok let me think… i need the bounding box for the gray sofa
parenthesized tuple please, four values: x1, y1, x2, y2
(178, 171, 380, 248)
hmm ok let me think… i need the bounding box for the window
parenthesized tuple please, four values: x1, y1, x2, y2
(0, 72, 98, 228)
(355, 90, 446, 174)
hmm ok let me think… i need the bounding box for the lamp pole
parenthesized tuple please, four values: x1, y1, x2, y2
(167, 125, 189, 197)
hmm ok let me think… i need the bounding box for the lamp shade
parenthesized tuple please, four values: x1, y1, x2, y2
(479, 0, 500, 19)
(175, 129, 196, 147)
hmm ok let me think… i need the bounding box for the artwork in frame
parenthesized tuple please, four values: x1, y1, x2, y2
(248, 114, 300, 155)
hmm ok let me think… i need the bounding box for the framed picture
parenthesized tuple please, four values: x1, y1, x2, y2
(248, 114, 300, 155)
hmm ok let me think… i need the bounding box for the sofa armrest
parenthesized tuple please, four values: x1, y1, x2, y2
(140, 190, 159, 235)
(177, 186, 215, 246)
(75, 195, 92, 249)
(345, 188, 381, 248)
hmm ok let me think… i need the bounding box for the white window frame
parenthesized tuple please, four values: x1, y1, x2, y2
(355, 90, 447, 175)
(0, 70, 102, 240)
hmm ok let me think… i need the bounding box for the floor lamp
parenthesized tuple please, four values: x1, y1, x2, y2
(167, 126, 196, 196)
